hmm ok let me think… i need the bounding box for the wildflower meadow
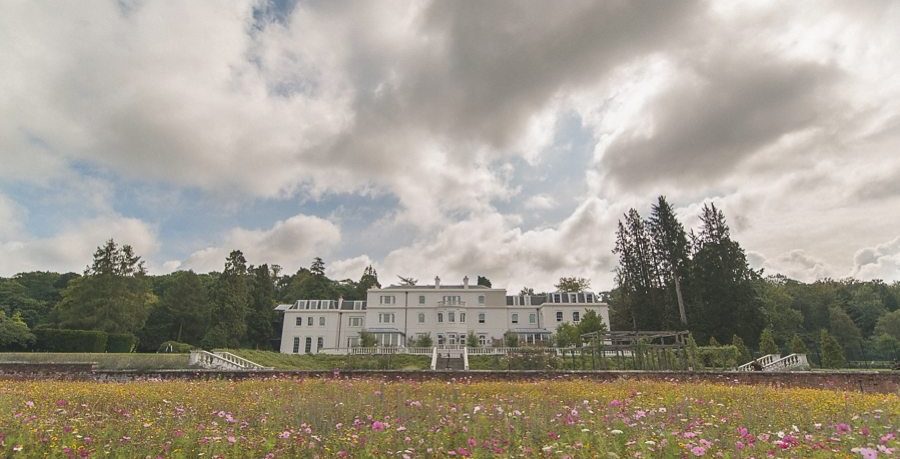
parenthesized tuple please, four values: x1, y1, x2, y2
(0, 378, 896, 457)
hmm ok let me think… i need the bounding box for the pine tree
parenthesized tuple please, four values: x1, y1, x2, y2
(310, 257, 326, 277)
(246, 264, 276, 349)
(55, 239, 154, 334)
(203, 250, 250, 348)
(789, 334, 809, 354)
(732, 334, 752, 363)
(819, 329, 846, 368)
(356, 265, 381, 299)
(476, 276, 492, 288)
(758, 328, 779, 355)
(648, 196, 691, 327)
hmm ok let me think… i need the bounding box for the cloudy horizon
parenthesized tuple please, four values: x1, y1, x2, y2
(2, 0, 899, 291)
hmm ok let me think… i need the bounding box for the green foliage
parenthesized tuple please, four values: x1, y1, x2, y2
(708, 336, 720, 346)
(555, 277, 591, 293)
(0, 310, 36, 351)
(411, 333, 432, 348)
(874, 309, 900, 340)
(476, 276, 492, 287)
(758, 328, 779, 355)
(204, 250, 250, 347)
(106, 333, 137, 353)
(139, 270, 212, 351)
(501, 348, 559, 370)
(33, 329, 108, 352)
(731, 334, 752, 363)
(358, 331, 377, 347)
(697, 345, 740, 369)
(789, 334, 809, 355)
(869, 334, 899, 360)
(554, 322, 580, 347)
(684, 333, 700, 369)
(53, 240, 155, 334)
(246, 264, 276, 349)
(819, 329, 846, 368)
(828, 306, 864, 359)
(466, 331, 479, 348)
(158, 341, 194, 353)
(504, 330, 519, 347)
(577, 309, 607, 337)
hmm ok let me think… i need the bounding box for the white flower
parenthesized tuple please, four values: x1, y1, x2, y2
(610, 429, 624, 435)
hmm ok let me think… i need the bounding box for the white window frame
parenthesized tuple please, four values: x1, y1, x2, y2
(556, 311, 563, 322)
(418, 312, 425, 323)
(380, 295, 396, 305)
(478, 295, 485, 305)
(437, 312, 444, 323)
(448, 312, 455, 323)
(478, 313, 485, 324)
(573, 311, 580, 322)
(304, 337, 312, 353)
(349, 316, 363, 327)
(511, 313, 519, 324)
(419, 295, 425, 304)
(307, 316, 313, 326)
(319, 316, 325, 326)
(529, 313, 536, 324)
(296, 316, 302, 326)
(460, 312, 466, 323)
(292, 337, 300, 353)
(316, 337, 324, 352)
(478, 334, 487, 346)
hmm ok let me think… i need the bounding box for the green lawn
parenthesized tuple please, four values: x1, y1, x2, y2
(224, 349, 431, 370)
(0, 352, 191, 370)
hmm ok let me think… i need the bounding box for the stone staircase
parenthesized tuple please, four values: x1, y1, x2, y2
(737, 353, 810, 372)
(433, 350, 467, 371)
(189, 350, 272, 371)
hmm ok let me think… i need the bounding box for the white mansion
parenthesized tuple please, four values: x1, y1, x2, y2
(276, 276, 610, 354)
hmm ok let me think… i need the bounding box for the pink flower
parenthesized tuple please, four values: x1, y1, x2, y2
(227, 436, 236, 444)
(609, 399, 623, 407)
(691, 445, 707, 456)
(851, 447, 878, 459)
(835, 423, 852, 434)
(735, 441, 745, 450)
(371, 421, 386, 432)
(278, 431, 291, 439)
(467, 437, 477, 448)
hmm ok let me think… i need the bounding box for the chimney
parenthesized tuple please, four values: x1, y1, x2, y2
(434, 276, 441, 289)
(463, 276, 469, 289)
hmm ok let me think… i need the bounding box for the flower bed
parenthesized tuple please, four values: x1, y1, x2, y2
(0, 378, 896, 457)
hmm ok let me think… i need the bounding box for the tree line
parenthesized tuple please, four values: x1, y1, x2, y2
(0, 240, 382, 352)
(609, 196, 900, 364)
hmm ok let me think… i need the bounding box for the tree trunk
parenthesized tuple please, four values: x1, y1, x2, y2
(674, 272, 687, 325)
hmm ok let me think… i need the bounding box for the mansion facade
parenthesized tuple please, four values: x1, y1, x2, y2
(276, 276, 610, 354)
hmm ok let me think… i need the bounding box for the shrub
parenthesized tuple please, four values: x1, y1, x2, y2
(697, 345, 740, 369)
(158, 341, 195, 353)
(758, 328, 779, 355)
(106, 333, 138, 353)
(33, 329, 108, 352)
(819, 329, 846, 369)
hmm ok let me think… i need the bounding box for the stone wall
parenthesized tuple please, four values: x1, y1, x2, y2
(4, 363, 897, 393)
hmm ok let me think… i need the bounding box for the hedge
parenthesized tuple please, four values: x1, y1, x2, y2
(106, 333, 138, 353)
(33, 329, 108, 353)
(697, 345, 741, 369)
(158, 341, 194, 353)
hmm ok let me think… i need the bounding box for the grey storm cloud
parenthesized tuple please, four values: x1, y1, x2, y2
(600, 53, 841, 190)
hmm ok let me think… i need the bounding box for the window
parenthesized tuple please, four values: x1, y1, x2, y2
(418, 312, 425, 323)
(442, 295, 461, 305)
(478, 295, 485, 305)
(448, 334, 457, 345)
(296, 316, 302, 326)
(556, 311, 563, 322)
(419, 295, 425, 304)
(379, 313, 395, 324)
(304, 337, 312, 354)
(437, 313, 444, 323)
(380, 295, 396, 305)
(511, 313, 519, 324)
(309, 300, 319, 309)
(319, 316, 325, 326)
(348, 336, 359, 347)
(573, 311, 580, 322)
(478, 313, 485, 324)
(292, 337, 300, 353)
(460, 312, 466, 323)
(448, 312, 455, 323)
(478, 335, 487, 346)
(316, 337, 323, 351)
(529, 313, 536, 324)
(437, 334, 445, 345)
(307, 316, 313, 326)
(349, 316, 363, 327)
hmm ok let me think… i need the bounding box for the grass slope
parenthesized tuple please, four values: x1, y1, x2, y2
(225, 349, 431, 370)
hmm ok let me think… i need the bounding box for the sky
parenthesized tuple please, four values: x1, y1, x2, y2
(1, 0, 899, 291)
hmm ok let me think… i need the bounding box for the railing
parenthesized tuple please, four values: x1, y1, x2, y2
(436, 344, 467, 350)
(437, 301, 467, 306)
(467, 347, 517, 355)
(189, 350, 271, 371)
(764, 354, 809, 372)
(737, 354, 781, 372)
(212, 351, 272, 370)
(430, 347, 438, 370)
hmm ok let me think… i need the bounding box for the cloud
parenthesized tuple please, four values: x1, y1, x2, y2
(752, 249, 835, 283)
(176, 214, 341, 273)
(382, 198, 622, 292)
(326, 255, 375, 282)
(524, 194, 558, 211)
(852, 236, 900, 282)
(0, 216, 158, 275)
